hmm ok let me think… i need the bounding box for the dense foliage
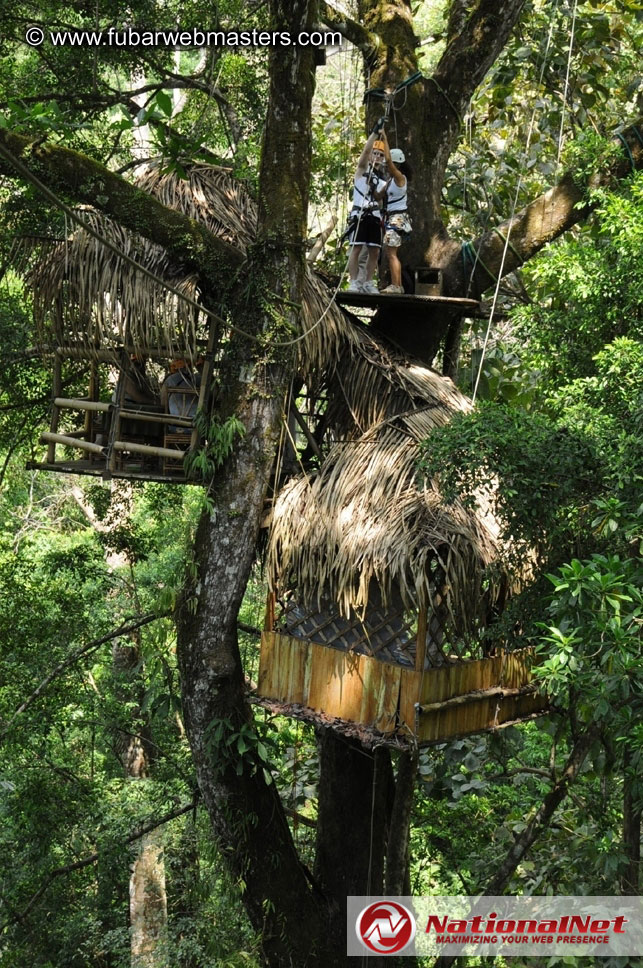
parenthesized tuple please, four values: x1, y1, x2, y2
(417, 170, 643, 918)
(0, 0, 642, 965)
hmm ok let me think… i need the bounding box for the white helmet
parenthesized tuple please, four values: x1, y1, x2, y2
(390, 148, 406, 164)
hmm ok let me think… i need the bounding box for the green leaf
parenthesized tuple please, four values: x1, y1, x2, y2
(155, 91, 173, 117)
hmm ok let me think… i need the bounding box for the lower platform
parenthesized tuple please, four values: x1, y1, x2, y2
(26, 459, 196, 486)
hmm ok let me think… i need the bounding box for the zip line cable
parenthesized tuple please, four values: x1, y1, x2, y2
(556, 0, 579, 173)
(0, 70, 421, 355)
(471, 0, 566, 402)
(288, 70, 423, 345)
(465, 0, 560, 300)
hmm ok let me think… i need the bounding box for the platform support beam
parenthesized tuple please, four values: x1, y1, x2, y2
(415, 607, 427, 672)
(47, 353, 63, 463)
(106, 350, 127, 476)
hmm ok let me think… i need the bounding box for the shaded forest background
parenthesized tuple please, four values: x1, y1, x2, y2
(0, 0, 642, 965)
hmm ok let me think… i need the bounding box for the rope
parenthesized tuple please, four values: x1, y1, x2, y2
(462, 240, 498, 284)
(426, 76, 461, 125)
(555, 0, 579, 172)
(617, 132, 636, 172)
(632, 126, 643, 149)
(472, 0, 563, 402)
(492, 227, 523, 264)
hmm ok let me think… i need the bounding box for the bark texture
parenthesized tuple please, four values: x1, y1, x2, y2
(315, 734, 393, 901)
(130, 830, 168, 968)
(175, 1, 348, 965)
(622, 745, 641, 895)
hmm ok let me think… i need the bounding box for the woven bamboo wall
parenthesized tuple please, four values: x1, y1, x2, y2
(257, 632, 546, 742)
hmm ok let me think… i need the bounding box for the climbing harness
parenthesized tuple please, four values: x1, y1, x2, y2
(338, 71, 422, 249)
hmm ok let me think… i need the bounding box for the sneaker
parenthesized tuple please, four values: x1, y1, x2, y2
(362, 281, 380, 295)
(347, 280, 363, 293)
(381, 284, 404, 294)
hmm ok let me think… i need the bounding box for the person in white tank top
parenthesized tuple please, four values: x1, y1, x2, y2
(376, 131, 413, 294)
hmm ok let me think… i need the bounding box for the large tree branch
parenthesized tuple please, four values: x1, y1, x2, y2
(2, 613, 263, 738)
(320, 1, 379, 57)
(175, 0, 340, 964)
(0, 613, 166, 737)
(0, 130, 243, 286)
(460, 118, 643, 295)
(428, 0, 527, 142)
(0, 76, 231, 112)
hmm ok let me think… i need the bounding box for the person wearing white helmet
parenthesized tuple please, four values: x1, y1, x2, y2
(377, 131, 413, 294)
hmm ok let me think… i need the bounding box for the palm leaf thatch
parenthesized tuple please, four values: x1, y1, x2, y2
(267, 385, 505, 640)
(20, 165, 257, 358)
(25, 213, 202, 357)
(19, 161, 514, 635)
(135, 164, 257, 250)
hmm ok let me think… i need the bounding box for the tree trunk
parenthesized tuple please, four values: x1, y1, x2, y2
(77, 478, 170, 968)
(112, 639, 169, 968)
(315, 733, 393, 902)
(130, 829, 168, 968)
(169, 814, 201, 968)
(175, 1, 354, 964)
(385, 750, 417, 896)
(622, 745, 641, 895)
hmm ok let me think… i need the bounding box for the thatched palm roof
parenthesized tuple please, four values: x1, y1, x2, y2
(266, 354, 505, 637)
(20, 162, 511, 634)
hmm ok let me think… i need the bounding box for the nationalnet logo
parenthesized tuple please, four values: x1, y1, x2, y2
(355, 901, 416, 954)
(347, 896, 643, 957)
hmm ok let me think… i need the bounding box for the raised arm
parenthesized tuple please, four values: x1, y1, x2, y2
(380, 130, 405, 187)
(356, 131, 379, 175)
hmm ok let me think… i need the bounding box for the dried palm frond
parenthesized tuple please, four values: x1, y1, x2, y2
(16, 159, 520, 634)
(134, 164, 257, 252)
(20, 163, 257, 358)
(267, 402, 504, 639)
(25, 212, 203, 358)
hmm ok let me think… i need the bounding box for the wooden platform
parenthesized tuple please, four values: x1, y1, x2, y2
(26, 459, 195, 486)
(336, 291, 480, 313)
(257, 631, 547, 745)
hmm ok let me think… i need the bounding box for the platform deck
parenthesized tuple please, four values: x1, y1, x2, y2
(336, 291, 480, 313)
(26, 459, 195, 485)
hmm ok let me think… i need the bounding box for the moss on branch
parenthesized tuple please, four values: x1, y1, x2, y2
(0, 129, 244, 285)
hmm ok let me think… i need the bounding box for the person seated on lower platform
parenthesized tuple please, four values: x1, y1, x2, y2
(161, 358, 201, 433)
(98, 355, 159, 444)
(121, 355, 160, 407)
